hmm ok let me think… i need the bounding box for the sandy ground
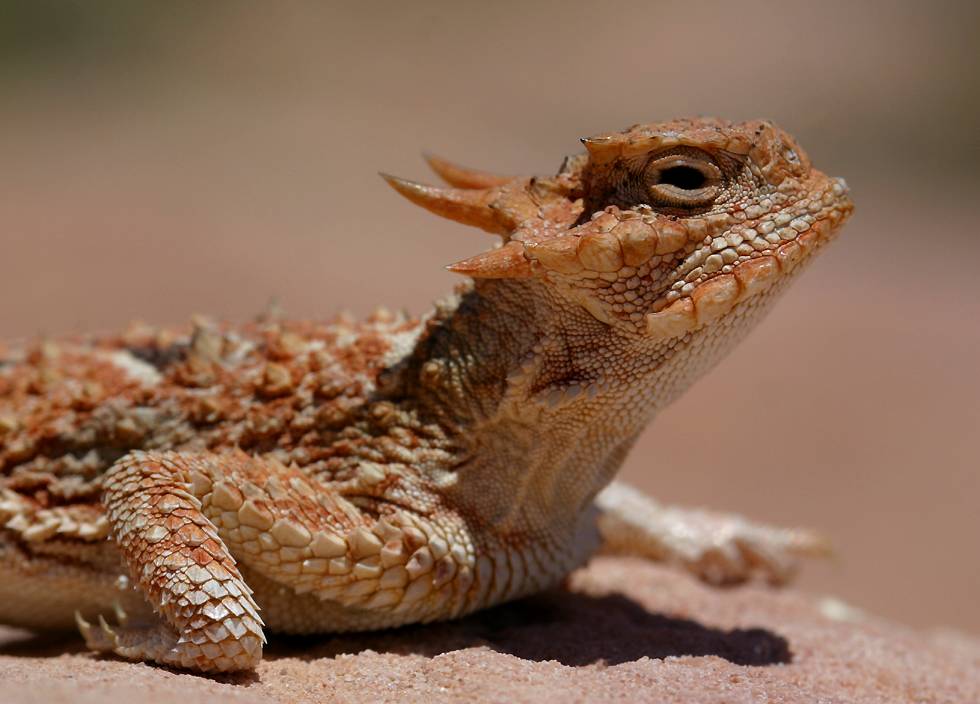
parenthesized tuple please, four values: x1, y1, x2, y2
(1, 557, 977, 704)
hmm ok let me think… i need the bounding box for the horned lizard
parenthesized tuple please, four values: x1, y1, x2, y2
(0, 118, 852, 672)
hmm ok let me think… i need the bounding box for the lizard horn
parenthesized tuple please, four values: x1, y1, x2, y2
(423, 153, 512, 189)
(580, 135, 622, 165)
(380, 173, 507, 235)
(446, 241, 533, 279)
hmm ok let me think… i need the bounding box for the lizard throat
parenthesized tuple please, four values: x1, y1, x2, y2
(394, 274, 792, 539)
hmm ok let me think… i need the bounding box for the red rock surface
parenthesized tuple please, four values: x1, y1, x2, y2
(1, 557, 976, 704)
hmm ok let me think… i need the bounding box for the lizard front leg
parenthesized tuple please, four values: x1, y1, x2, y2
(85, 449, 480, 672)
(594, 482, 830, 585)
(79, 450, 267, 672)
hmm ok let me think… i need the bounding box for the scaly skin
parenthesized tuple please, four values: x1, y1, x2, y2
(0, 117, 853, 672)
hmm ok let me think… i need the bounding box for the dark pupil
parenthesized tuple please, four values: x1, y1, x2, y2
(659, 165, 706, 190)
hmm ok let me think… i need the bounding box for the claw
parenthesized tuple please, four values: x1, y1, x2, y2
(692, 542, 745, 586)
(76, 610, 114, 653)
(423, 153, 512, 189)
(97, 614, 120, 646)
(75, 610, 92, 638)
(113, 601, 130, 627)
(735, 537, 796, 586)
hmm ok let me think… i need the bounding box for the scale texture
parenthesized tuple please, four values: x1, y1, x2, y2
(0, 117, 853, 672)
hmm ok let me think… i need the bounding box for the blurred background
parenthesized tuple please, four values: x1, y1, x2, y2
(1, 2, 977, 633)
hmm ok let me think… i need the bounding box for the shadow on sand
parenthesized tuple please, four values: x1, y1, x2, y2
(0, 588, 790, 683)
(266, 589, 791, 669)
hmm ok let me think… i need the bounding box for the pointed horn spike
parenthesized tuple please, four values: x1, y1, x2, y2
(580, 136, 611, 152)
(423, 153, 512, 189)
(580, 135, 622, 164)
(380, 173, 507, 234)
(446, 242, 533, 279)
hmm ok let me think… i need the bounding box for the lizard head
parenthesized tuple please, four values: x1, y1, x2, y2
(383, 118, 853, 340)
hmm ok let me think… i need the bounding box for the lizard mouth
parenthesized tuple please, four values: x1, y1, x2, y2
(643, 176, 852, 338)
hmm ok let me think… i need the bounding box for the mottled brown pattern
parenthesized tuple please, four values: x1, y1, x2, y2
(0, 313, 422, 490)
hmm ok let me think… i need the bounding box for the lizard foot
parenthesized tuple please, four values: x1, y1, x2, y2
(98, 448, 464, 671)
(97, 451, 265, 672)
(75, 600, 261, 673)
(595, 481, 831, 585)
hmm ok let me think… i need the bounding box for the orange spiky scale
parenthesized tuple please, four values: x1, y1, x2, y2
(423, 153, 512, 190)
(446, 241, 533, 279)
(379, 173, 507, 235)
(580, 135, 622, 164)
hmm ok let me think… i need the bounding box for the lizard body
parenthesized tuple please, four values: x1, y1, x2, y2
(0, 117, 853, 672)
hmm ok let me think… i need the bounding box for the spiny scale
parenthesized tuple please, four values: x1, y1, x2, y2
(379, 173, 507, 234)
(446, 241, 534, 279)
(423, 153, 511, 190)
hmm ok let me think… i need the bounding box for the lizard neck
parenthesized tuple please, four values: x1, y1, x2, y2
(399, 276, 761, 541)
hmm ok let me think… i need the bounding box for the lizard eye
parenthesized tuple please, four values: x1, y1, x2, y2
(645, 152, 721, 210)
